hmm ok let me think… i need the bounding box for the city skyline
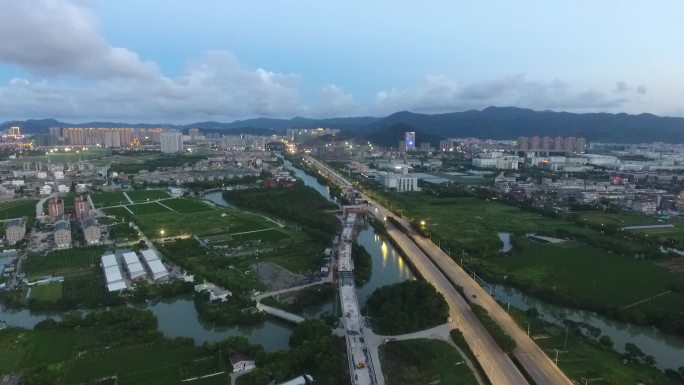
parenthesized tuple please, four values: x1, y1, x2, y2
(1, 1, 683, 122)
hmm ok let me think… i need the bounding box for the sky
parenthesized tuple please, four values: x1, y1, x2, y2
(0, 0, 682, 123)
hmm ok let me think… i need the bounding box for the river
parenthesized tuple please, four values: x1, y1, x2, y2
(492, 284, 684, 370)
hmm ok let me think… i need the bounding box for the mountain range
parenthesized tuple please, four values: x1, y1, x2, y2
(4, 107, 684, 145)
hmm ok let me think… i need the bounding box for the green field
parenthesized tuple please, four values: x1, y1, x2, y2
(126, 202, 172, 215)
(202, 228, 289, 245)
(0, 310, 226, 385)
(30, 283, 63, 301)
(508, 309, 680, 385)
(126, 189, 171, 202)
(0, 199, 36, 220)
(380, 339, 479, 385)
(23, 246, 106, 279)
(64, 345, 225, 385)
(135, 205, 275, 238)
(163, 198, 212, 212)
(491, 240, 684, 311)
(90, 192, 129, 207)
(102, 206, 133, 217)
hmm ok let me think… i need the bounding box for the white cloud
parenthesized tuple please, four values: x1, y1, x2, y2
(0, 0, 657, 121)
(0, 0, 158, 79)
(372, 74, 635, 115)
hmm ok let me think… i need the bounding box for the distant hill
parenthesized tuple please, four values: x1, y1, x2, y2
(5, 107, 684, 143)
(364, 107, 684, 143)
(365, 123, 444, 148)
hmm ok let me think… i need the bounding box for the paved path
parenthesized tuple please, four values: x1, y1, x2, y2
(35, 193, 57, 217)
(122, 191, 134, 204)
(256, 302, 305, 324)
(254, 277, 331, 301)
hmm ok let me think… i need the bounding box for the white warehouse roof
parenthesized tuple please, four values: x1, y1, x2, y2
(107, 281, 127, 292)
(146, 259, 168, 280)
(140, 249, 159, 263)
(122, 252, 140, 265)
(104, 265, 123, 283)
(101, 254, 118, 268)
(122, 252, 145, 279)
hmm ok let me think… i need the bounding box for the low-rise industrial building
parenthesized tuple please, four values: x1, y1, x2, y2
(101, 254, 127, 292)
(122, 251, 146, 281)
(140, 249, 169, 281)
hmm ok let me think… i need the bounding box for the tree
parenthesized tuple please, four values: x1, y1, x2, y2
(598, 335, 613, 350)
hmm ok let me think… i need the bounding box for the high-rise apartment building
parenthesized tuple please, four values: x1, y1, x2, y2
(47, 197, 64, 220)
(74, 195, 90, 219)
(160, 132, 183, 153)
(404, 132, 416, 151)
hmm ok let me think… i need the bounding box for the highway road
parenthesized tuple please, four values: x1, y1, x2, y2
(304, 155, 574, 385)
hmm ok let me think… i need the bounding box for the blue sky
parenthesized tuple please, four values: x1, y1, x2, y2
(0, 0, 681, 122)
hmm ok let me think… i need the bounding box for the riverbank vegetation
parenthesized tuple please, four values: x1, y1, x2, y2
(224, 183, 340, 246)
(261, 284, 336, 315)
(237, 320, 347, 385)
(508, 307, 683, 385)
(379, 339, 479, 385)
(364, 280, 448, 335)
(352, 242, 372, 285)
(0, 308, 226, 385)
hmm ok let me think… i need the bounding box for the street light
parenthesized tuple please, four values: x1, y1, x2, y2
(420, 220, 426, 226)
(160, 229, 165, 237)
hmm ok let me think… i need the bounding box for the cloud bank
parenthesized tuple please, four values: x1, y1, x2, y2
(0, 0, 651, 122)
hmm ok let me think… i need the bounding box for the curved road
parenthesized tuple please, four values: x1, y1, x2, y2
(304, 155, 573, 385)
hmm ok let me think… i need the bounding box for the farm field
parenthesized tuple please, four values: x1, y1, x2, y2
(508, 309, 681, 385)
(100, 196, 275, 238)
(90, 191, 129, 207)
(379, 339, 478, 385)
(0, 199, 37, 220)
(126, 189, 171, 202)
(378, 193, 601, 255)
(0, 316, 226, 385)
(23, 246, 106, 279)
(491, 240, 684, 311)
(64, 345, 225, 385)
(102, 205, 132, 217)
(163, 198, 212, 212)
(30, 282, 63, 301)
(126, 202, 171, 215)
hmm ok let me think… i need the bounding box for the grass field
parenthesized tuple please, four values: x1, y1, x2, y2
(378, 193, 603, 256)
(90, 192, 129, 207)
(493, 239, 684, 311)
(0, 199, 36, 220)
(202, 228, 289, 245)
(379, 339, 478, 385)
(163, 198, 212, 213)
(134, 205, 275, 238)
(102, 206, 133, 217)
(23, 246, 106, 279)
(126, 189, 171, 202)
(64, 345, 222, 385)
(0, 328, 226, 385)
(30, 282, 63, 301)
(126, 202, 172, 215)
(508, 309, 680, 385)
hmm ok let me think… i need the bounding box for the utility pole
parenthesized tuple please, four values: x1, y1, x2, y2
(553, 349, 560, 365)
(564, 325, 569, 349)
